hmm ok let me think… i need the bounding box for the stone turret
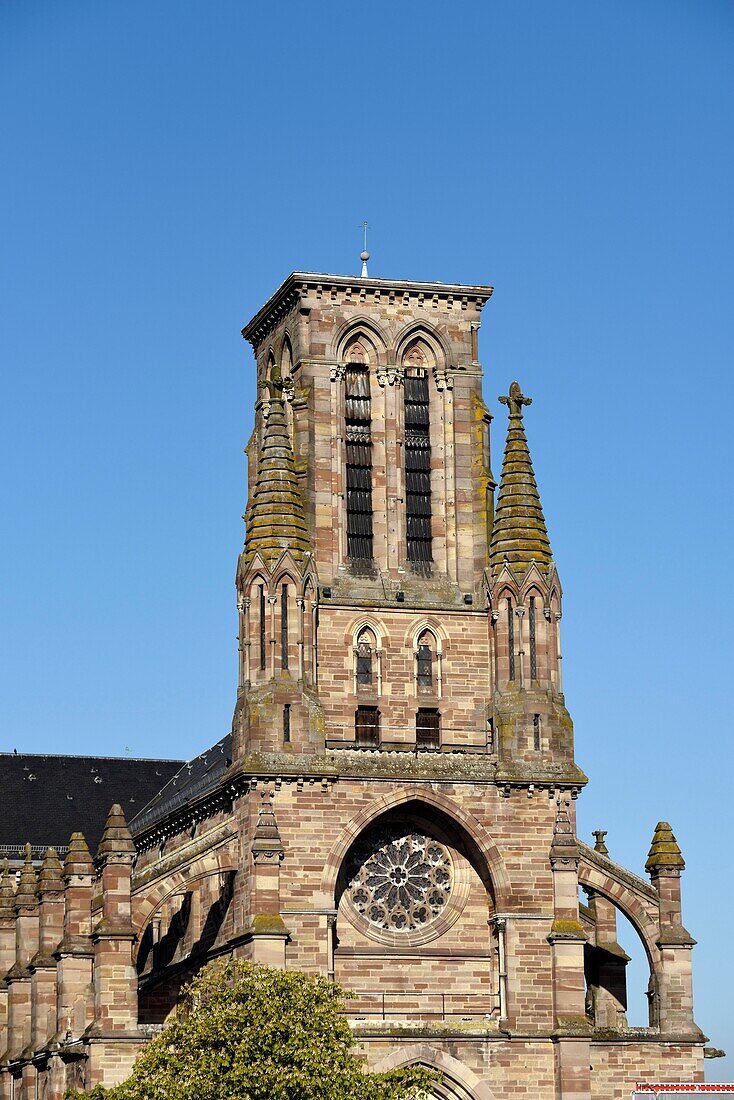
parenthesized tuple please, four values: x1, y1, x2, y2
(233, 365, 321, 759)
(488, 383, 581, 784)
(27, 850, 64, 1063)
(4, 846, 39, 1097)
(88, 806, 142, 1089)
(247, 792, 288, 966)
(46, 834, 96, 1100)
(490, 381, 552, 573)
(547, 800, 590, 1097)
(242, 365, 310, 567)
(646, 822, 699, 1037)
(0, 861, 16, 1084)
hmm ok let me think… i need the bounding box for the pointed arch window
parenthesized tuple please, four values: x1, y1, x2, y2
(416, 630, 434, 691)
(415, 628, 442, 696)
(344, 350, 373, 563)
(353, 626, 382, 694)
(506, 597, 515, 682)
(280, 584, 289, 671)
(403, 347, 432, 571)
(528, 594, 537, 681)
(356, 629, 373, 687)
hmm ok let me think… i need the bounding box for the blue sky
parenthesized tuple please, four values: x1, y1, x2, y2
(2, 0, 732, 1080)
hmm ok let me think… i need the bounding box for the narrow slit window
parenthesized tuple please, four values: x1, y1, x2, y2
(281, 584, 289, 670)
(404, 373, 432, 571)
(355, 706, 380, 748)
(533, 713, 541, 750)
(259, 585, 266, 671)
(283, 704, 291, 743)
(345, 365, 373, 562)
(529, 595, 537, 680)
(507, 598, 515, 681)
(416, 708, 440, 750)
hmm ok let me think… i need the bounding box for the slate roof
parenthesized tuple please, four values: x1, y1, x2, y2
(0, 753, 183, 858)
(129, 734, 232, 837)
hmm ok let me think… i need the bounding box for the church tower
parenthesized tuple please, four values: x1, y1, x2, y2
(0, 269, 707, 1100)
(234, 274, 580, 784)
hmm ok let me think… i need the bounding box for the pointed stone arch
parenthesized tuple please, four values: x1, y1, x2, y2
(132, 843, 239, 952)
(332, 316, 389, 366)
(344, 613, 390, 648)
(578, 854, 661, 974)
(318, 786, 510, 910)
(394, 319, 452, 369)
(373, 1045, 497, 1099)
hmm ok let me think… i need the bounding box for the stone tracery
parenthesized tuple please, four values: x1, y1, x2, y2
(345, 825, 452, 933)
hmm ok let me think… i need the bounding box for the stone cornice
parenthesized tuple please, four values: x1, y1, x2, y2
(242, 271, 494, 352)
(131, 751, 589, 851)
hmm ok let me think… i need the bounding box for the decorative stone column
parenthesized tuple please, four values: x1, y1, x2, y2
(87, 806, 143, 1090)
(26, 849, 64, 1094)
(646, 822, 700, 1037)
(547, 802, 591, 1100)
(248, 792, 288, 966)
(5, 846, 39, 1100)
(0, 861, 17, 1100)
(47, 834, 95, 1100)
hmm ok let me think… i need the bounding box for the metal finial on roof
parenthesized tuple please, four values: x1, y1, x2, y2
(360, 220, 370, 277)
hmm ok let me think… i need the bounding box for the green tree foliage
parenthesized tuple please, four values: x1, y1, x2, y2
(64, 960, 437, 1100)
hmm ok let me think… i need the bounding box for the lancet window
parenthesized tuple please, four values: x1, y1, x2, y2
(528, 595, 537, 680)
(506, 597, 515, 681)
(404, 348, 432, 570)
(259, 584, 267, 671)
(355, 629, 374, 687)
(345, 354, 373, 563)
(280, 584, 289, 671)
(416, 630, 434, 692)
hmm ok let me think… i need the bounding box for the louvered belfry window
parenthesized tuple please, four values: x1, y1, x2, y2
(404, 373, 432, 570)
(345, 364, 373, 562)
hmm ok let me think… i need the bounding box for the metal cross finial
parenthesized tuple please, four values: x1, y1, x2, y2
(499, 380, 532, 417)
(359, 220, 370, 277)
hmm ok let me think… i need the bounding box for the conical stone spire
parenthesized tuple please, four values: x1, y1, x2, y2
(244, 368, 310, 565)
(0, 858, 14, 917)
(646, 821, 685, 874)
(64, 832, 94, 876)
(251, 791, 284, 862)
(96, 804, 136, 862)
(490, 381, 552, 574)
(37, 848, 64, 895)
(14, 843, 38, 909)
(549, 799, 579, 866)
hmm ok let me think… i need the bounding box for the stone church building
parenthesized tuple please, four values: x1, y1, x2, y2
(0, 271, 709, 1098)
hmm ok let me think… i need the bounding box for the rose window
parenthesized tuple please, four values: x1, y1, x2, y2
(345, 826, 453, 932)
